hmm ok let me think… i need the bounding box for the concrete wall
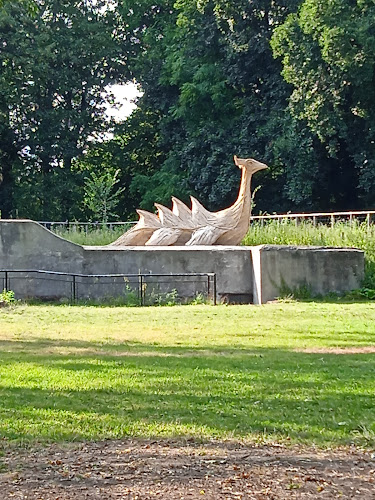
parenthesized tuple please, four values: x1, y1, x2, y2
(252, 245, 365, 304)
(0, 220, 365, 303)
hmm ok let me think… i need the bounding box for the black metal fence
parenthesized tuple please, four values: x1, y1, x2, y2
(0, 270, 217, 305)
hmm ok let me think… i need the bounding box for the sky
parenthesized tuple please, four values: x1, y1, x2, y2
(104, 82, 142, 122)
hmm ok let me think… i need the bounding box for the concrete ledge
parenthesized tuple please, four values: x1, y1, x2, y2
(0, 220, 365, 303)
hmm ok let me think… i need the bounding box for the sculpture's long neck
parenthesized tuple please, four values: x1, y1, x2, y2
(234, 167, 252, 211)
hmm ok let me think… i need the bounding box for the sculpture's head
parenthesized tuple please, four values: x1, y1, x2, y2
(234, 155, 268, 174)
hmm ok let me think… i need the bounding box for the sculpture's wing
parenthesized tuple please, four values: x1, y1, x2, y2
(111, 227, 155, 246)
(190, 196, 233, 229)
(136, 209, 161, 228)
(190, 196, 212, 226)
(185, 225, 227, 246)
(145, 228, 183, 246)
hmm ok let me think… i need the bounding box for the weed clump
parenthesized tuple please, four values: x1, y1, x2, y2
(0, 289, 16, 308)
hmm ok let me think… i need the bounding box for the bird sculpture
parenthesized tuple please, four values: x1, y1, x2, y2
(111, 155, 268, 246)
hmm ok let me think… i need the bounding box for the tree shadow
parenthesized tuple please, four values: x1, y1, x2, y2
(0, 338, 374, 446)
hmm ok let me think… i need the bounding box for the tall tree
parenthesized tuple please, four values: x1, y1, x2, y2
(271, 0, 375, 208)
(119, 0, 314, 214)
(0, 0, 129, 219)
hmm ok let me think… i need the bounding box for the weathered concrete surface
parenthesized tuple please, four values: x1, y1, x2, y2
(252, 245, 365, 304)
(0, 219, 84, 271)
(0, 221, 365, 303)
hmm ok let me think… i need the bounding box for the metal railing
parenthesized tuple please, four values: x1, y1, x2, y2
(250, 210, 375, 227)
(38, 221, 136, 232)
(0, 269, 217, 305)
(36, 209, 375, 232)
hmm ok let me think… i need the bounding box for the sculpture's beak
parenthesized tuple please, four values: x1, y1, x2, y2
(253, 161, 268, 173)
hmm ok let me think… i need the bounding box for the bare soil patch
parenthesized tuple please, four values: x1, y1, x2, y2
(296, 346, 375, 354)
(1, 440, 374, 499)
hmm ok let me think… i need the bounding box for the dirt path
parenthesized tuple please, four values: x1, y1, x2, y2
(1, 440, 374, 499)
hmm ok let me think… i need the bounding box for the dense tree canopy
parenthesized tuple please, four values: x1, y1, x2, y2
(271, 0, 375, 207)
(116, 0, 370, 214)
(118, 0, 303, 212)
(1, 0, 374, 221)
(0, 0, 129, 219)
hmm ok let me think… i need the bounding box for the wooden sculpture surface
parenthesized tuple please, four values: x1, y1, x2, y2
(111, 156, 268, 246)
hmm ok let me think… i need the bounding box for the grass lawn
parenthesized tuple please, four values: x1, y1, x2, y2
(0, 302, 374, 448)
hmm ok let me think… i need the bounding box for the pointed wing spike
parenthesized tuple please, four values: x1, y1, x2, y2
(154, 203, 181, 227)
(136, 209, 161, 228)
(171, 197, 194, 228)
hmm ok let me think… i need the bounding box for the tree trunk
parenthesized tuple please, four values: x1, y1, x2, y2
(0, 128, 18, 218)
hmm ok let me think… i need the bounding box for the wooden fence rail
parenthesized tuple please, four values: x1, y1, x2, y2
(36, 210, 375, 231)
(250, 210, 375, 228)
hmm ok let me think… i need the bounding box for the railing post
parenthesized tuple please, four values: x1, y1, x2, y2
(331, 214, 335, 228)
(207, 274, 210, 301)
(367, 213, 371, 229)
(213, 274, 217, 305)
(4, 271, 8, 291)
(71, 275, 77, 303)
(139, 274, 144, 306)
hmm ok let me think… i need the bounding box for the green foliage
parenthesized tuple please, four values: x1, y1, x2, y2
(2, 0, 375, 219)
(144, 287, 180, 306)
(83, 169, 125, 223)
(271, 0, 375, 207)
(188, 292, 208, 305)
(53, 225, 130, 246)
(277, 281, 313, 301)
(0, 0, 129, 219)
(0, 289, 15, 307)
(345, 288, 375, 301)
(118, 0, 305, 213)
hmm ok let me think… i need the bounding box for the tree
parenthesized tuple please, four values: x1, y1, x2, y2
(118, 0, 312, 214)
(271, 0, 375, 208)
(74, 107, 167, 220)
(83, 168, 125, 223)
(0, 0, 130, 219)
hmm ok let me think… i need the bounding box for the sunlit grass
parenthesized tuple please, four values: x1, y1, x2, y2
(52, 225, 129, 246)
(0, 303, 374, 448)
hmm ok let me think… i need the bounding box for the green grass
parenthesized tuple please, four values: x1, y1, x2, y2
(0, 303, 374, 448)
(53, 225, 130, 246)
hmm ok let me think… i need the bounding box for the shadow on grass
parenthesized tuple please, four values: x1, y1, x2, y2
(0, 338, 374, 447)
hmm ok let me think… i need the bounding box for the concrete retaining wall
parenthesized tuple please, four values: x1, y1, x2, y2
(252, 245, 365, 304)
(0, 220, 365, 303)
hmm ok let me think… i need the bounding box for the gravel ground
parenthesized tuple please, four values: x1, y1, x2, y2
(1, 440, 374, 499)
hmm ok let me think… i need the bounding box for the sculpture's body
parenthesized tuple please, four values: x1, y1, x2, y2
(111, 156, 268, 246)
